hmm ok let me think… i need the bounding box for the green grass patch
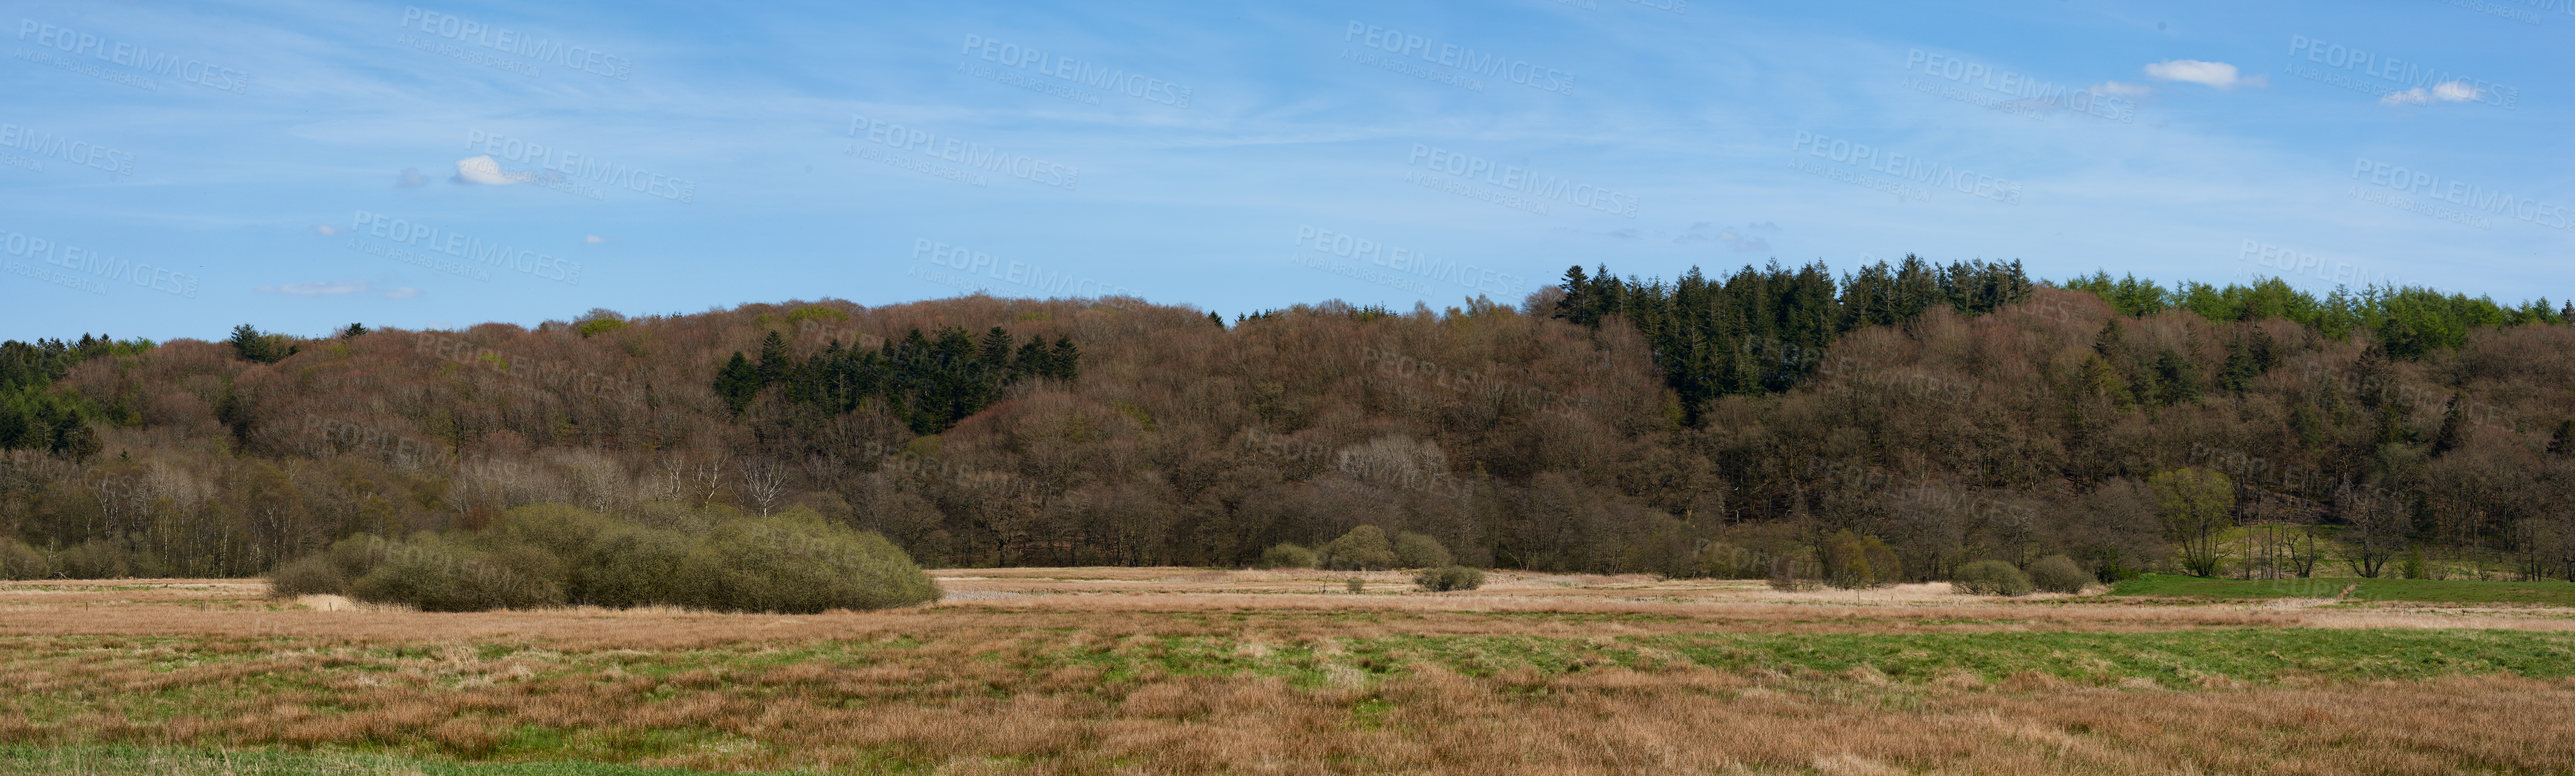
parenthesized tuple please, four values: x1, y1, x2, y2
(1006, 628, 2575, 689)
(2109, 574, 2575, 605)
(1647, 628, 2575, 687)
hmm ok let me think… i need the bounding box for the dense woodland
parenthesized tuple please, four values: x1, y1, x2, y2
(4, 256, 2574, 583)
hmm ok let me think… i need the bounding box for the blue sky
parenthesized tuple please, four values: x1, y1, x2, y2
(2, 0, 2567, 341)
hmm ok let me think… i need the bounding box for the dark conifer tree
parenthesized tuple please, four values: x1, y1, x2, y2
(755, 331, 791, 385)
(714, 353, 761, 414)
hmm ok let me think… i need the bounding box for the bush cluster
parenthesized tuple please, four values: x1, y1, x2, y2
(2027, 554, 2092, 594)
(265, 504, 939, 613)
(0, 537, 46, 579)
(1259, 542, 1317, 569)
(1393, 531, 1452, 568)
(1820, 530, 1901, 589)
(1318, 526, 1397, 570)
(0, 537, 180, 580)
(1950, 559, 2034, 596)
(1413, 565, 1484, 592)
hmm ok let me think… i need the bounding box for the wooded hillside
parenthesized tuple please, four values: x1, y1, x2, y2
(4, 259, 2571, 583)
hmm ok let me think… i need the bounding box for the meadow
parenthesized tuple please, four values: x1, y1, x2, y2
(4, 569, 2573, 775)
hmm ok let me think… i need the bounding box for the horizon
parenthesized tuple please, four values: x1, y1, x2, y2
(5, 1, 2569, 342)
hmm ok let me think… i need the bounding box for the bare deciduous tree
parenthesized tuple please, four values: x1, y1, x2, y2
(740, 459, 788, 517)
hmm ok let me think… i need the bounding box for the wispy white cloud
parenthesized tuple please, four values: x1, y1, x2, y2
(2143, 60, 2259, 90)
(2382, 80, 2482, 106)
(453, 155, 533, 185)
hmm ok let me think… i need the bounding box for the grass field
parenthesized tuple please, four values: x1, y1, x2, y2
(4, 569, 2574, 774)
(2107, 573, 2575, 605)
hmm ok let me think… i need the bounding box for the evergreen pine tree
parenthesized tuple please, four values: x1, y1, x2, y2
(1048, 338, 1080, 381)
(755, 331, 791, 386)
(228, 324, 284, 364)
(714, 352, 761, 414)
(978, 327, 1015, 373)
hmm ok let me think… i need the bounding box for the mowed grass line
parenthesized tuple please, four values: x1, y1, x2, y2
(1324, 629, 2575, 688)
(0, 744, 810, 775)
(8, 629, 2572, 712)
(982, 629, 2575, 692)
(1647, 628, 2575, 686)
(2108, 573, 2575, 605)
(6, 628, 2575, 774)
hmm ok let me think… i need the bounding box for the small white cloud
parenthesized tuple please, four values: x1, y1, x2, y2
(2143, 59, 2254, 89)
(381, 286, 422, 299)
(453, 155, 532, 185)
(2383, 80, 2483, 106)
(2092, 81, 2153, 96)
(1746, 221, 1782, 232)
(396, 167, 428, 188)
(584, 234, 613, 244)
(2381, 89, 2431, 106)
(258, 280, 371, 296)
(314, 225, 343, 236)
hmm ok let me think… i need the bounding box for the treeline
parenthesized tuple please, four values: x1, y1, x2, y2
(1551, 256, 2032, 420)
(2061, 273, 2565, 358)
(0, 335, 143, 458)
(1, 261, 2572, 586)
(715, 321, 1079, 434)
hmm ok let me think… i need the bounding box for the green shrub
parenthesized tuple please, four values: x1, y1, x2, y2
(1413, 565, 1485, 592)
(2028, 555, 2092, 594)
(568, 524, 697, 608)
(683, 512, 940, 613)
(1392, 531, 1452, 568)
(480, 504, 614, 560)
(0, 537, 48, 580)
(1259, 542, 1317, 569)
(1820, 530, 1902, 589)
(1951, 559, 2035, 596)
(1345, 576, 1365, 594)
(52, 539, 142, 579)
(349, 534, 566, 612)
(1319, 525, 1397, 570)
(264, 555, 347, 598)
(275, 503, 939, 614)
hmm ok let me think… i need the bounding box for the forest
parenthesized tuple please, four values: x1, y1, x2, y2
(2, 257, 2571, 584)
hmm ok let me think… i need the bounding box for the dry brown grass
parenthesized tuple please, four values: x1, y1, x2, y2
(2, 571, 2572, 774)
